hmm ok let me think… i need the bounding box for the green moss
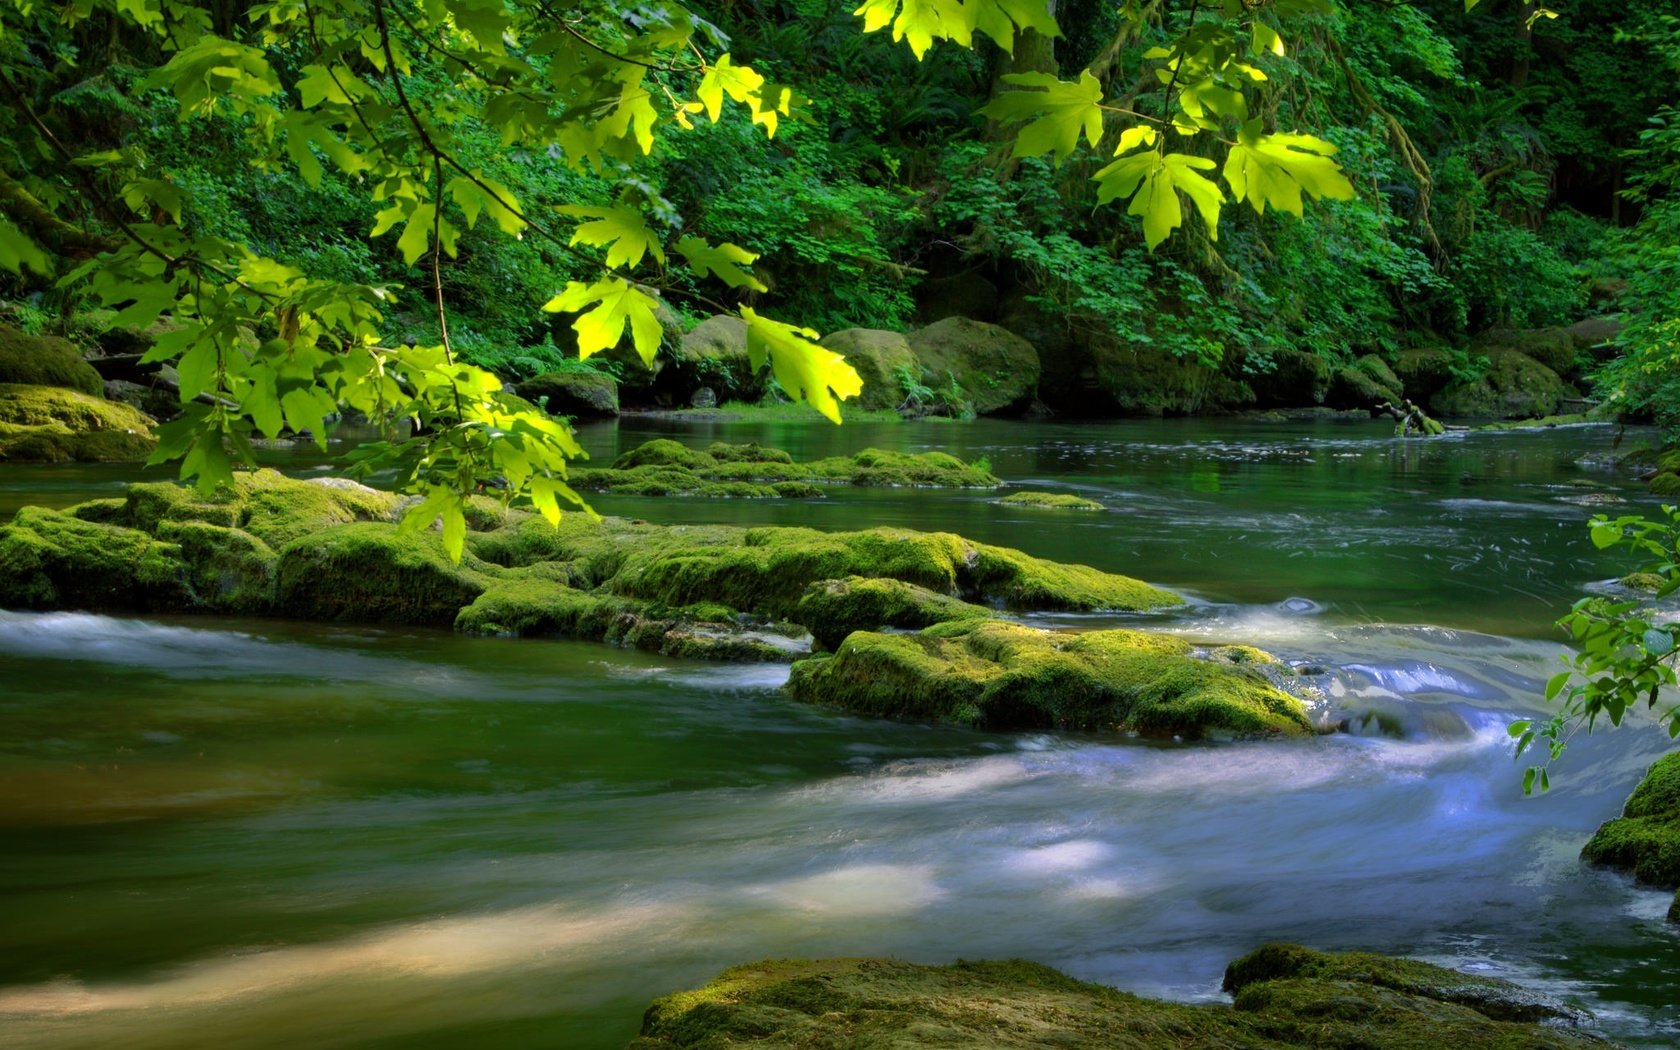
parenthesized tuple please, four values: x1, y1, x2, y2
(1582, 752, 1680, 888)
(65, 497, 129, 525)
(1213, 644, 1282, 666)
(1473, 413, 1597, 431)
(156, 520, 277, 614)
(0, 506, 188, 611)
(275, 522, 491, 626)
(908, 316, 1041, 415)
(1429, 350, 1569, 420)
(628, 948, 1604, 1050)
(0, 384, 156, 462)
(995, 491, 1104, 511)
(967, 543, 1180, 612)
(1222, 943, 1583, 1025)
(0, 325, 103, 395)
(125, 470, 401, 547)
(795, 575, 993, 650)
(787, 620, 1311, 738)
(576, 441, 998, 496)
(1619, 571, 1666, 593)
(1649, 472, 1680, 497)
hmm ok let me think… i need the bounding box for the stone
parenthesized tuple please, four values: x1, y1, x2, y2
(1429, 350, 1571, 420)
(517, 370, 619, 419)
(818, 328, 917, 410)
(908, 316, 1041, 416)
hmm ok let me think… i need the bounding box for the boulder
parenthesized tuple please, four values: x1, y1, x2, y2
(628, 946, 1603, 1049)
(0, 384, 156, 462)
(1581, 751, 1680, 898)
(0, 506, 189, 612)
(675, 314, 765, 402)
(787, 619, 1306, 738)
(1429, 349, 1571, 420)
(818, 328, 916, 410)
(1091, 337, 1252, 415)
(517, 369, 619, 419)
(1474, 327, 1577, 376)
(1243, 348, 1332, 408)
(1396, 347, 1457, 401)
(0, 325, 103, 395)
(1327, 355, 1404, 410)
(1565, 316, 1622, 352)
(908, 316, 1040, 416)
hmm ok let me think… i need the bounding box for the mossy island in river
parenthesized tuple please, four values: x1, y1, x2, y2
(0, 467, 1318, 740)
(1582, 751, 1680, 923)
(627, 943, 1609, 1049)
(569, 438, 1000, 498)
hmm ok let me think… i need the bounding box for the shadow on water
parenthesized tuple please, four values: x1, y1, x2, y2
(0, 418, 1675, 1048)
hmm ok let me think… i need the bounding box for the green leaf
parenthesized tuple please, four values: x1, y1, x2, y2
(675, 236, 768, 291)
(542, 278, 664, 364)
(740, 307, 862, 424)
(0, 219, 53, 277)
(1507, 719, 1531, 738)
(1643, 629, 1674, 656)
(557, 205, 664, 268)
(1544, 671, 1571, 702)
(398, 204, 435, 265)
(1093, 150, 1224, 249)
(1590, 523, 1622, 549)
(1223, 123, 1355, 216)
(978, 71, 1104, 162)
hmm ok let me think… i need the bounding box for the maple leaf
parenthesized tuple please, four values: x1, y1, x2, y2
(557, 205, 664, 268)
(1094, 150, 1224, 249)
(740, 307, 862, 424)
(978, 71, 1103, 162)
(1222, 122, 1355, 217)
(543, 278, 664, 365)
(675, 236, 768, 291)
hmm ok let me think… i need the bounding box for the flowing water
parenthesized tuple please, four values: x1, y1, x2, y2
(1, 417, 1677, 1048)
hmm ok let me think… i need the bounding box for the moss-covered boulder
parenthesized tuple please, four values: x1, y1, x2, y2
(1328, 355, 1404, 409)
(1430, 350, 1571, 420)
(819, 328, 916, 411)
(155, 520, 277, 613)
(1565, 317, 1622, 353)
(517, 369, 619, 419)
(1474, 327, 1578, 376)
(1091, 338, 1253, 416)
(571, 440, 999, 497)
(795, 575, 991, 651)
(0, 325, 102, 395)
(276, 522, 490, 626)
(1395, 347, 1456, 402)
(1581, 751, 1680, 897)
(0, 384, 156, 462)
(0, 506, 189, 611)
(676, 314, 764, 402)
(124, 470, 402, 548)
(908, 316, 1040, 416)
(628, 946, 1606, 1050)
(787, 619, 1309, 737)
(995, 491, 1104, 511)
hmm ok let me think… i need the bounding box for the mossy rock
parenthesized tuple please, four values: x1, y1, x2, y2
(0, 506, 189, 612)
(1395, 348, 1456, 401)
(1245, 348, 1333, 408)
(124, 470, 401, 548)
(1328, 356, 1404, 410)
(1649, 472, 1680, 498)
(1223, 943, 1586, 1025)
(628, 947, 1607, 1049)
(275, 522, 492, 626)
(787, 619, 1309, 738)
(1581, 752, 1680, 892)
(995, 491, 1103, 511)
(908, 316, 1040, 416)
(155, 520, 277, 613)
(795, 575, 992, 651)
(1091, 337, 1253, 416)
(1429, 350, 1570, 420)
(676, 315, 764, 402)
(575, 441, 998, 496)
(518, 370, 619, 419)
(0, 325, 103, 395)
(0, 384, 156, 462)
(1474, 327, 1578, 376)
(819, 328, 916, 411)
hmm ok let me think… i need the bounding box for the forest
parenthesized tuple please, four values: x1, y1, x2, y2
(0, 0, 1678, 1048)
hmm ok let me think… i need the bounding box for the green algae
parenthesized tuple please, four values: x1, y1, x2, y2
(626, 946, 1606, 1050)
(994, 491, 1104, 511)
(570, 440, 999, 496)
(786, 619, 1312, 738)
(1581, 751, 1680, 890)
(0, 384, 156, 463)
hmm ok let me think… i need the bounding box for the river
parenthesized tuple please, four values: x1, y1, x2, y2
(0, 417, 1676, 1048)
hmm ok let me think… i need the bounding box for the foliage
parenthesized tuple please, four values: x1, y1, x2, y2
(1513, 508, 1680, 791)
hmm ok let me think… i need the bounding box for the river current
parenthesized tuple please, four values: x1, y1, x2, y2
(0, 417, 1676, 1048)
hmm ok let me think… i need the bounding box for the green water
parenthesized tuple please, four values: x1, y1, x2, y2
(1, 418, 1676, 1048)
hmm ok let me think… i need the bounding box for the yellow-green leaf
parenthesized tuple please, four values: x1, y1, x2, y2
(675, 236, 768, 291)
(397, 204, 435, 264)
(542, 278, 663, 364)
(1222, 123, 1355, 216)
(557, 205, 664, 268)
(978, 70, 1104, 162)
(1093, 150, 1224, 249)
(740, 307, 861, 424)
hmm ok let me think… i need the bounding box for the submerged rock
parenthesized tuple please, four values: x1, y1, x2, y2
(627, 944, 1607, 1049)
(1582, 751, 1680, 912)
(994, 491, 1104, 511)
(787, 619, 1309, 738)
(0, 384, 156, 463)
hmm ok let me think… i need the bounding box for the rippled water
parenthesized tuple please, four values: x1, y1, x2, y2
(1, 417, 1676, 1048)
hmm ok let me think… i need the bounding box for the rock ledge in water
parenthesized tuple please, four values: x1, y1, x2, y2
(1581, 750, 1680, 922)
(627, 944, 1608, 1049)
(569, 439, 999, 498)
